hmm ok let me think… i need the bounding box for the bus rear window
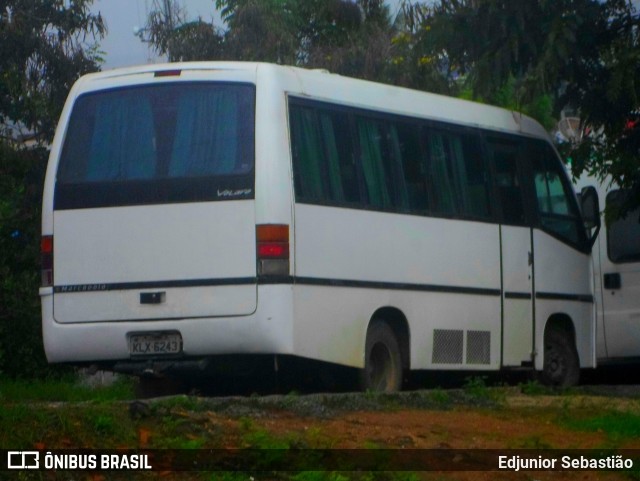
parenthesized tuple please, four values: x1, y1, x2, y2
(55, 82, 255, 209)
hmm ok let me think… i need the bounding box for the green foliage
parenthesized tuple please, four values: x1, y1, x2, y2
(0, 0, 105, 143)
(462, 376, 505, 404)
(427, 387, 451, 405)
(146, 0, 451, 94)
(519, 379, 552, 396)
(562, 411, 640, 441)
(0, 144, 53, 378)
(1, 2, 105, 380)
(462, 376, 489, 398)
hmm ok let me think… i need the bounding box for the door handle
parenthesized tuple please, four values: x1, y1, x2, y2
(140, 291, 166, 304)
(603, 273, 621, 290)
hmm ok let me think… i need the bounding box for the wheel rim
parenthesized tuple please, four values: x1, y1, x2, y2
(545, 345, 566, 385)
(368, 341, 394, 391)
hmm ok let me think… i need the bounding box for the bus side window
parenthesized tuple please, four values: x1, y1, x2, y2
(290, 104, 357, 205)
(321, 111, 359, 204)
(458, 133, 491, 219)
(426, 129, 457, 216)
(290, 105, 326, 202)
(530, 143, 583, 246)
(395, 122, 429, 214)
(427, 128, 491, 219)
(356, 117, 410, 212)
(486, 140, 526, 225)
(607, 190, 640, 263)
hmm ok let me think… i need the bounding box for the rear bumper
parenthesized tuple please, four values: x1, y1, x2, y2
(40, 285, 294, 364)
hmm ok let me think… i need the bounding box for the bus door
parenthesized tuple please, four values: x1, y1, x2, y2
(486, 138, 535, 367)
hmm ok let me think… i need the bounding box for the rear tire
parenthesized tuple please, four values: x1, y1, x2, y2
(360, 321, 403, 392)
(538, 329, 580, 387)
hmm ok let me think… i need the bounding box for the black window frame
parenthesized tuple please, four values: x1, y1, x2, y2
(54, 81, 256, 210)
(288, 96, 497, 223)
(482, 134, 533, 228)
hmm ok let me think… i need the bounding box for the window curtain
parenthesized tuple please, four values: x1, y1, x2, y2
(291, 107, 324, 200)
(428, 133, 455, 214)
(87, 95, 156, 181)
(169, 89, 238, 177)
(389, 125, 409, 211)
(449, 136, 469, 214)
(358, 120, 391, 209)
(319, 113, 345, 203)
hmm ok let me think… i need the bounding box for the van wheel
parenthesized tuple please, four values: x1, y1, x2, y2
(360, 321, 402, 392)
(538, 329, 580, 387)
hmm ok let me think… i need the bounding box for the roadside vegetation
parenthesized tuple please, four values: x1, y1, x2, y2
(2, 376, 640, 479)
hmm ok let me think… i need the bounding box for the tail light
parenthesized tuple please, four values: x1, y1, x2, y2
(41, 235, 53, 287)
(256, 224, 289, 277)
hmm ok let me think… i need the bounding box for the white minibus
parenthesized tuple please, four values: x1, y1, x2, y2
(41, 62, 600, 390)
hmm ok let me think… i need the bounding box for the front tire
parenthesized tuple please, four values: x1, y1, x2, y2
(538, 329, 580, 387)
(360, 321, 403, 392)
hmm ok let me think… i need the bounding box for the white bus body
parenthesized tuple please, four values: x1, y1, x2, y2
(41, 62, 597, 389)
(576, 176, 640, 362)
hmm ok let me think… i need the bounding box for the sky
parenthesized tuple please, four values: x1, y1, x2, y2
(91, 0, 219, 69)
(91, 0, 403, 69)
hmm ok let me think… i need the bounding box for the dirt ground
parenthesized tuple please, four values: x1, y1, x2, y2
(140, 388, 640, 481)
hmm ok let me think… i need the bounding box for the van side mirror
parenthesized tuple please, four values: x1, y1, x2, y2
(580, 185, 601, 248)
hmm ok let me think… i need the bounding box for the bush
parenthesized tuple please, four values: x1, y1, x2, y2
(0, 142, 52, 378)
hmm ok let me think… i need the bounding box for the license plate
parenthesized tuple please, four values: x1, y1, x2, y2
(129, 332, 182, 357)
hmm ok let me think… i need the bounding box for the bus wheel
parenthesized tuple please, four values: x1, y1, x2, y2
(360, 321, 402, 392)
(539, 329, 580, 387)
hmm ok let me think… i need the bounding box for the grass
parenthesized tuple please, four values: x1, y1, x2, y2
(562, 411, 640, 440)
(3, 375, 640, 480)
(519, 379, 553, 395)
(0, 373, 135, 402)
(462, 375, 506, 404)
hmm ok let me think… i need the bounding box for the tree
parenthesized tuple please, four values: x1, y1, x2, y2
(144, 0, 640, 211)
(0, 0, 106, 144)
(412, 0, 640, 213)
(0, 1, 104, 378)
(145, 0, 450, 93)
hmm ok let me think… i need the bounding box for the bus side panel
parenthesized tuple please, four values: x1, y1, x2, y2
(291, 285, 500, 370)
(292, 204, 502, 370)
(533, 230, 595, 369)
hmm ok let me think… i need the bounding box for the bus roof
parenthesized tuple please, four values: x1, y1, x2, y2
(73, 61, 549, 140)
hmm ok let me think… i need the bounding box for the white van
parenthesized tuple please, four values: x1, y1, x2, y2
(576, 176, 640, 362)
(41, 62, 599, 390)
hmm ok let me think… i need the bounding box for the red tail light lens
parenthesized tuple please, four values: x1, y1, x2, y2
(256, 225, 289, 277)
(41, 235, 53, 287)
(256, 225, 289, 259)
